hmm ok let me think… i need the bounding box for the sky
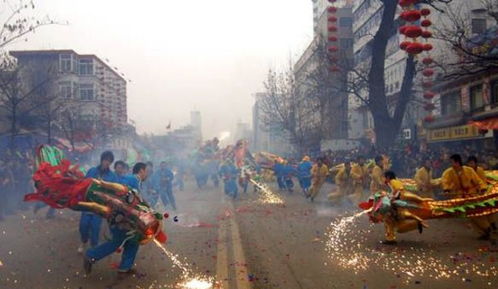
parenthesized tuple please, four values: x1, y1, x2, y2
(9, 0, 314, 139)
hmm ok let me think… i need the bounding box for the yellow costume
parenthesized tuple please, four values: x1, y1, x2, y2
(351, 163, 367, 196)
(334, 167, 353, 196)
(309, 164, 329, 200)
(441, 166, 490, 236)
(370, 165, 384, 193)
(414, 167, 434, 198)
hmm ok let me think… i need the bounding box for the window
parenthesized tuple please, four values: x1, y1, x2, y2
(80, 83, 94, 101)
(470, 84, 484, 111)
(59, 81, 72, 99)
(339, 17, 353, 27)
(339, 38, 353, 50)
(472, 18, 486, 34)
(441, 90, 461, 116)
(59, 54, 72, 72)
(79, 59, 94, 75)
(491, 80, 498, 105)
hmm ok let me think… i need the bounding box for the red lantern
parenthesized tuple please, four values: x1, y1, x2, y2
(330, 65, 340, 72)
(424, 103, 436, 110)
(328, 36, 338, 42)
(328, 6, 337, 13)
(424, 115, 435, 122)
(403, 25, 422, 38)
(423, 43, 433, 51)
(328, 16, 338, 22)
(421, 19, 432, 27)
(420, 8, 431, 16)
(422, 57, 433, 65)
(399, 41, 411, 50)
(328, 46, 339, 52)
(423, 68, 434, 77)
(328, 25, 338, 32)
(406, 42, 424, 54)
(421, 30, 432, 38)
(422, 81, 433, 88)
(399, 0, 417, 7)
(400, 10, 422, 22)
(423, 91, 435, 99)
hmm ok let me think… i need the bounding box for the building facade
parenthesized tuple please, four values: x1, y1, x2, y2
(10, 50, 127, 136)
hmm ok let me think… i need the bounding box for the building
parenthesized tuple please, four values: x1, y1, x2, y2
(9, 50, 128, 136)
(293, 1, 353, 151)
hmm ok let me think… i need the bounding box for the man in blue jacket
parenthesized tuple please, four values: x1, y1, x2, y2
(297, 156, 313, 195)
(85, 162, 149, 277)
(78, 151, 117, 254)
(153, 161, 176, 210)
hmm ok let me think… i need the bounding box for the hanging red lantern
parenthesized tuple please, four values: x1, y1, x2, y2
(421, 19, 432, 27)
(422, 81, 433, 88)
(399, 0, 417, 7)
(328, 36, 338, 42)
(399, 25, 408, 34)
(328, 16, 338, 22)
(422, 57, 433, 65)
(400, 10, 422, 22)
(406, 42, 424, 54)
(420, 8, 431, 16)
(328, 25, 338, 32)
(421, 30, 432, 38)
(330, 65, 340, 72)
(423, 91, 436, 99)
(403, 25, 423, 38)
(423, 68, 434, 77)
(399, 41, 411, 50)
(423, 43, 433, 51)
(328, 46, 339, 53)
(424, 115, 435, 122)
(328, 6, 337, 13)
(423, 103, 436, 110)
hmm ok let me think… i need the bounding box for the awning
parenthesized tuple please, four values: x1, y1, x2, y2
(469, 118, 498, 130)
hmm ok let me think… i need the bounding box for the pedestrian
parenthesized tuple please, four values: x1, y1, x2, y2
(78, 151, 117, 254)
(154, 161, 176, 210)
(84, 162, 148, 276)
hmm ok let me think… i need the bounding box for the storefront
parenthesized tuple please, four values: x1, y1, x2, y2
(424, 124, 493, 151)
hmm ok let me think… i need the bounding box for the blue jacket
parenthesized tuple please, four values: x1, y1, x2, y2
(123, 174, 142, 192)
(85, 166, 118, 183)
(273, 163, 285, 177)
(152, 168, 174, 191)
(297, 161, 312, 178)
(219, 163, 238, 181)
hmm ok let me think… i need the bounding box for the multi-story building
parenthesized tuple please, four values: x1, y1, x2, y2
(293, 1, 353, 151)
(9, 50, 127, 134)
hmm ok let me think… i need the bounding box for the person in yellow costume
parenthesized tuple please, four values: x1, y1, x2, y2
(370, 156, 386, 193)
(414, 158, 435, 198)
(308, 157, 329, 202)
(350, 156, 368, 203)
(382, 171, 431, 245)
(467, 155, 497, 233)
(334, 160, 354, 197)
(442, 154, 492, 240)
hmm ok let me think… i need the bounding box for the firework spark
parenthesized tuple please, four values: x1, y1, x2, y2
(250, 179, 284, 204)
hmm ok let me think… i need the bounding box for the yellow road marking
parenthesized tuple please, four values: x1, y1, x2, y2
(215, 217, 229, 289)
(229, 204, 252, 289)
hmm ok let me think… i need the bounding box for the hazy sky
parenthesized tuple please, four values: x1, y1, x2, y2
(10, 0, 313, 139)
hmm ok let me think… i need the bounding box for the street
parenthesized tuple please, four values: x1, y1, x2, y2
(1, 181, 498, 289)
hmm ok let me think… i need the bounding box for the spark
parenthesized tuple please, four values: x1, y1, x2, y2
(324, 210, 498, 284)
(153, 240, 214, 289)
(250, 179, 284, 204)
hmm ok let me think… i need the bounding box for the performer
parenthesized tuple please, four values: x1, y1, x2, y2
(154, 161, 176, 211)
(467, 155, 497, 232)
(273, 159, 286, 191)
(142, 162, 158, 207)
(219, 160, 239, 199)
(370, 156, 385, 193)
(78, 151, 117, 254)
(114, 161, 130, 185)
(351, 156, 368, 203)
(414, 158, 435, 198)
(441, 154, 491, 239)
(308, 158, 329, 202)
(282, 161, 295, 193)
(297, 156, 313, 195)
(334, 160, 354, 197)
(84, 162, 149, 276)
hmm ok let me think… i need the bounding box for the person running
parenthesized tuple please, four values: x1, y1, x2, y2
(308, 158, 329, 202)
(78, 151, 118, 254)
(154, 161, 176, 210)
(297, 156, 313, 195)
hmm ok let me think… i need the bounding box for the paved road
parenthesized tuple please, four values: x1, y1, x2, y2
(1, 181, 497, 289)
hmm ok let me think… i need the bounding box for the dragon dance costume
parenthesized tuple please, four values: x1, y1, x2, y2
(24, 145, 166, 245)
(359, 172, 498, 242)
